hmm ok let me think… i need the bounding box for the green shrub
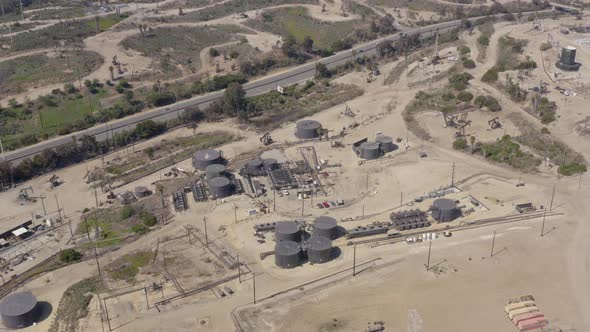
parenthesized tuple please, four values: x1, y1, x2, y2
(540, 42, 552, 51)
(457, 91, 474, 102)
(482, 67, 499, 83)
(140, 211, 158, 227)
(558, 162, 587, 176)
(60, 248, 82, 263)
(458, 45, 471, 55)
(540, 127, 551, 135)
(453, 138, 468, 150)
(120, 206, 134, 219)
(462, 59, 476, 69)
(477, 35, 489, 46)
(209, 48, 220, 57)
(131, 224, 149, 234)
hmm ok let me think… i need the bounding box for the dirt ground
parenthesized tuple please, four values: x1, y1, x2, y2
(2, 11, 590, 332)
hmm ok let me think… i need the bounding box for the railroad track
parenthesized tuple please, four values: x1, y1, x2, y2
(347, 211, 563, 247)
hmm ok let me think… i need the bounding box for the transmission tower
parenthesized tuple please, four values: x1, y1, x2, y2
(408, 309, 424, 332)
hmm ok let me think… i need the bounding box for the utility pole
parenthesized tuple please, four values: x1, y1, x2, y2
(540, 208, 547, 237)
(54, 195, 62, 221)
(352, 244, 357, 276)
(451, 161, 455, 188)
(19, 0, 24, 20)
(144, 287, 149, 309)
(425, 241, 432, 270)
(103, 298, 112, 331)
(549, 184, 556, 211)
(490, 231, 496, 257)
(237, 254, 241, 283)
(0, 137, 5, 161)
(252, 272, 256, 304)
(400, 191, 403, 206)
(203, 216, 208, 247)
(93, 246, 102, 277)
(39, 196, 47, 215)
(273, 189, 276, 212)
(234, 205, 237, 223)
(301, 195, 304, 216)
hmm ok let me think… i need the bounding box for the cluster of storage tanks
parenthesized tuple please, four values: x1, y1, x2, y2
(274, 216, 338, 269)
(192, 149, 235, 199)
(354, 134, 398, 160)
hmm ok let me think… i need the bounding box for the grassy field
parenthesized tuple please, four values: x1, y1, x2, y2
(244, 7, 360, 49)
(107, 251, 154, 282)
(0, 21, 39, 34)
(173, 0, 318, 22)
(120, 26, 237, 77)
(48, 276, 104, 332)
(0, 14, 126, 55)
(0, 50, 103, 97)
(30, 7, 90, 20)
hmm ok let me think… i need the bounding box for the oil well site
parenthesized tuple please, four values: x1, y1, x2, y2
(0, 0, 590, 332)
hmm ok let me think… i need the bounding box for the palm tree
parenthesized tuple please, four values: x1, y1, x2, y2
(108, 66, 114, 81)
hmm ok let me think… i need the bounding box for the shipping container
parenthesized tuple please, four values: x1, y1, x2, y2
(505, 300, 537, 313)
(517, 316, 549, 331)
(508, 306, 539, 320)
(512, 312, 544, 325)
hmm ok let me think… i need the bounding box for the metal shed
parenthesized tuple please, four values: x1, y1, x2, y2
(274, 241, 302, 269)
(0, 292, 39, 329)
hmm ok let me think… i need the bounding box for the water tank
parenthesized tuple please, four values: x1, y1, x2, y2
(274, 241, 302, 269)
(376, 135, 397, 153)
(206, 164, 226, 180)
(0, 292, 39, 329)
(263, 158, 278, 171)
(208, 176, 233, 198)
(313, 216, 338, 240)
(246, 159, 263, 173)
(275, 221, 301, 242)
(432, 198, 460, 222)
(306, 236, 333, 264)
(560, 46, 576, 65)
(295, 120, 322, 139)
(134, 186, 151, 198)
(359, 142, 381, 159)
(193, 149, 222, 170)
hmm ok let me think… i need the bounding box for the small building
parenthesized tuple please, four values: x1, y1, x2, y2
(515, 203, 535, 214)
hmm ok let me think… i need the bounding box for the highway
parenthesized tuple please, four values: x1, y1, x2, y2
(2, 10, 550, 163)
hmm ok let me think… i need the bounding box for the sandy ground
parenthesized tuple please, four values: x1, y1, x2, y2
(2, 11, 590, 332)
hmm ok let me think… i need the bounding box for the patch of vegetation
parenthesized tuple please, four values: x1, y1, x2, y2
(453, 137, 468, 150)
(120, 206, 134, 219)
(0, 15, 126, 55)
(48, 276, 103, 332)
(402, 91, 435, 140)
(107, 251, 154, 282)
(478, 135, 541, 171)
(59, 248, 82, 263)
(501, 75, 527, 102)
(481, 67, 499, 83)
(0, 50, 103, 97)
(495, 36, 535, 72)
(448, 72, 473, 91)
(462, 58, 476, 69)
(173, 0, 318, 22)
(558, 162, 587, 176)
(121, 26, 236, 77)
(540, 42, 552, 51)
(473, 95, 501, 111)
(476, 19, 494, 62)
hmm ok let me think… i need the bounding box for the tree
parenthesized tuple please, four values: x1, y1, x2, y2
(221, 82, 246, 117)
(108, 66, 114, 81)
(301, 36, 314, 53)
(60, 248, 82, 263)
(453, 137, 468, 150)
(315, 62, 331, 78)
(469, 136, 476, 154)
(209, 48, 220, 57)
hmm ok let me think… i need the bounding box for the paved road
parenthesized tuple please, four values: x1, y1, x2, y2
(2, 10, 549, 163)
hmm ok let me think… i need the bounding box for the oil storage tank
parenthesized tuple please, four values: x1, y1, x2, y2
(0, 292, 39, 329)
(295, 120, 322, 139)
(275, 221, 302, 242)
(431, 198, 460, 222)
(313, 216, 338, 240)
(206, 164, 226, 180)
(275, 241, 302, 269)
(307, 236, 333, 264)
(359, 142, 381, 160)
(193, 149, 222, 170)
(556, 46, 581, 71)
(208, 176, 233, 198)
(245, 159, 264, 173)
(376, 135, 397, 153)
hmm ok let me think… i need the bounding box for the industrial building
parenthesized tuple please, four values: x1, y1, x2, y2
(431, 198, 461, 222)
(0, 292, 40, 329)
(192, 149, 223, 170)
(313, 216, 338, 240)
(555, 46, 581, 71)
(274, 241, 302, 269)
(295, 120, 323, 139)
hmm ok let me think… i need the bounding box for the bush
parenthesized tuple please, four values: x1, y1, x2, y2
(229, 51, 239, 59)
(474, 95, 501, 111)
(458, 45, 471, 55)
(131, 224, 149, 235)
(482, 67, 499, 83)
(478, 35, 489, 46)
(540, 42, 552, 51)
(209, 48, 220, 57)
(457, 91, 474, 102)
(462, 59, 476, 69)
(453, 138, 468, 150)
(60, 249, 82, 263)
(120, 206, 134, 219)
(540, 127, 551, 135)
(140, 211, 158, 227)
(147, 91, 176, 107)
(448, 72, 473, 91)
(558, 162, 587, 176)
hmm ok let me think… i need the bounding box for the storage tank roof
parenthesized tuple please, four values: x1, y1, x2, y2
(315, 216, 337, 229)
(360, 142, 380, 150)
(297, 120, 322, 129)
(565, 46, 576, 50)
(206, 164, 226, 173)
(195, 149, 220, 161)
(275, 241, 301, 255)
(276, 221, 299, 234)
(0, 292, 37, 316)
(307, 236, 332, 250)
(209, 176, 230, 187)
(433, 198, 456, 210)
